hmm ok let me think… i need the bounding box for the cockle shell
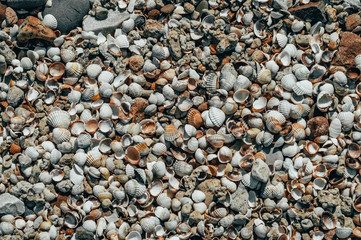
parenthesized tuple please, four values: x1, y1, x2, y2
(42, 14, 57, 29)
(164, 124, 180, 142)
(208, 107, 226, 128)
(47, 109, 71, 128)
(49, 62, 65, 79)
(321, 211, 337, 230)
(66, 62, 83, 78)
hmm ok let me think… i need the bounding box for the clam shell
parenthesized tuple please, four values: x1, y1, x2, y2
(49, 62, 65, 79)
(187, 108, 203, 128)
(321, 211, 337, 230)
(60, 49, 76, 63)
(164, 124, 180, 142)
(86, 150, 103, 168)
(292, 80, 313, 96)
(204, 72, 218, 93)
(173, 161, 193, 177)
(208, 107, 226, 128)
(87, 64, 102, 79)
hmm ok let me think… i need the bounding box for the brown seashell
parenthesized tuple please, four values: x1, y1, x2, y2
(49, 62, 66, 79)
(85, 119, 99, 134)
(125, 146, 140, 165)
(348, 142, 361, 159)
(304, 141, 319, 156)
(164, 124, 180, 142)
(187, 108, 203, 128)
(5, 7, 17, 26)
(9, 142, 21, 154)
(321, 211, 337, 230)
(346, 158, 361, 169)
(0, 3, 6, 22)
(141, 120, 156, 135)
(17, 16, 57, 43)
(352, 227, 361, 238)
(354, 196, 361, 213)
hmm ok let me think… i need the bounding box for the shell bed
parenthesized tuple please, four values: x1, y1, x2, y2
(0, 0, 361, 239)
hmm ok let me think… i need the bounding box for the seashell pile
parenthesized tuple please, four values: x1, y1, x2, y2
(1, 0, 361, 239)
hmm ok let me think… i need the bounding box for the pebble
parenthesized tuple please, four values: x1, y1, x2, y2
(230, 185, 249, 214)
(82, 9, 130, 35)
(43, 0, 90, 34)
(251, 158, 271, 183)
(6, 87, 24, 108)
(0, 193, 25, 216)
(7, 0, 47, 9)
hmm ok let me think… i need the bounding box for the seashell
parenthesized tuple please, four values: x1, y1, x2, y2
(281, 74, 297, 91)
(204, 72, 218, 93)
(98, 71, 114, 84)
(60, 49, 76, 63)
(49, 62, 65, 79)
(47, 109, 71, 128)
(87, 64, 102, 79)
(177, 95, 193, 112)
(257, 68, 272, 84)
(66, 62, 83, 78)
(164, 124, 180, 142)
(252, 97, 267, 112)
(276, 33, 288, 48)
(233, 89, 250, 104)
(187, 109, 203, 128)
(115, 35, 130, 49)
(292, 19, 305, 32)
(173, 161, 193, 177)
(208, 107, 226, 128)
(321, 211, 337, 230)
(337, 111, 354, 131)
(292, 80, 313, 96)
(333, 71, 347, 86)
(335, 227, 352, 239)
(42, 14, 57, 29)
(86, 150, 103, 168)
(125, 146, 140, 165)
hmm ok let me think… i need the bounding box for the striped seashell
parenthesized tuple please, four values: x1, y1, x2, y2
(187, 137, 199, 152)
(211, 207, 228, 218)
(273, 182, 285, 199)
(292, 123, 306, 141)
(292, 80, 313, 96)
(257, 68, 272, 84)
(335, 227, 352, 239)
(321, 211, 337, 230)
(278, 100, 292, 118)
(66, 62, 83, 78)
(164, 124, 180, 142)
(329, 118, 341, 138)
(207, 134, 225, 148)
(98, 71, 114, 84)
(276, 33, 288, 48)
(289, 104, 304, 119)
(152, 143, 167, 156)
(173, 161, 193, 177)
(52, 128, 71, 144)
(152, 161, 166, 178)
(281, 74, 297, 91)
(86, 150, 103, 168)
(261, 184, 275, 198)
(47, 109, 71, 128)
(337, 111, 354, 131)
(208, 107, 226, 127)
(187, 109, 203, 128)
(204, 72, 218, 93)
(42, 14, 57, 29)
(9, 142, 21, 154)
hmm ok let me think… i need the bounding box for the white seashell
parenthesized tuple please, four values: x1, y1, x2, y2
(281, 74, 297, 91)
(66, 62, 83, 78)
(337, 111, 354, 131)
(292, 19, 305, 32)
(192, 190, 206, 203)
(204, 72, 218, 93)
(265, 60, 279, 76)
(333, 71, 347, 86)
(47, 109, 71, 128)
(60, 49, 76, 63)
(282, 143, 300, 157)
(122, 19, 135, 33)
(233, 89, 250, 104)
(47, 47, 60, 58)
(42, 14, 57, 29)
(115, 35, 129, 49)
(293, 80, 313, 96)
(152, 143, 167, 156)
(257, 68, 272, 84)
(276, 33, 288, 48)
(208, 107, 226, 127)
(162, 85, 175, 100)
(355, 54, 361, 66)
(335, 227, 352, 239)
(87, 64, 102, 79)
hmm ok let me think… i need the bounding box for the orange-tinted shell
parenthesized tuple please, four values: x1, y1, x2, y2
(125, 146, 140, 165)
(187, 108, 203, 128)
(5, 7, 17, 26)
(9, 142, 21, 154)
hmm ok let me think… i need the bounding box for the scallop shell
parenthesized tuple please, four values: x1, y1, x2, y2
(60, 49, 76, 63)
(52, 128, 71, 144)
(281, 74, 297, 91)
(187, 109, 203, 128)
(43, 14, 58, 29)
(86, 150, 103, 168)
(47, 109, 71, 128)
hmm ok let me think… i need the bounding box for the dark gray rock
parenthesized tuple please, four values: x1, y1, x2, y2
(7, 86, 24, 108)
(289, 1, 326, 24)
(0, 193, 25, 216)
(43, 0, 90, 34)
(82, 10, 130, 35)
(7, 0, 47, 9)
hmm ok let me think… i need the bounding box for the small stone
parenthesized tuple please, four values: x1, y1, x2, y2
(95, 7, 108, 20)
(251, 158, 270, 183)
(295, 34, 311, 47)
(144, 20, 165, 38)
(0, 31, 9, 41)
(128, 55, 144, 72)
(148, 9, 160, 19)
(17, 16, 57, 43)
(184, 2, 195, 13)
(289, 1, 326, 24)
(197, 179, 221, 206)
(7, 0, 47, 9)
(82, 10, 130, 35)
(0, 193, 25, 216)
(230, 185, 249, 214)
(188, 211, 204, 225)
(0, 42, 16, 63)
(307, 116, 329, 139)
(7, 86, 24, 108)
(345, 14, 361, 31)
(161, 4, 175, 14)
(43, 0, 90, 34)
(168, 30, 182, 60)
(75, 227, 95, 240)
